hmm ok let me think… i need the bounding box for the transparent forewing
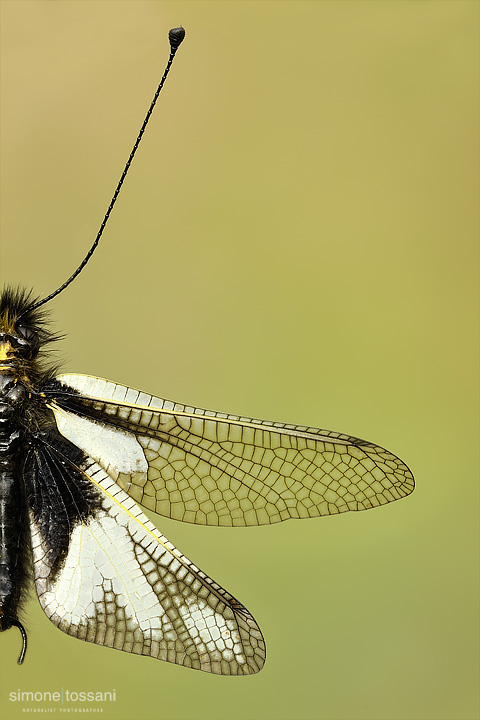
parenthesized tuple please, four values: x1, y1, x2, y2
(29, 446, 265, 674)
(51, 373, 414, 527)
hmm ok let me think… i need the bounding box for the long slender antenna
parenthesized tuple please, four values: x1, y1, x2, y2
(25, 26, 185, 316)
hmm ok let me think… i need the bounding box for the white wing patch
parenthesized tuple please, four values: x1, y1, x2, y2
(35, 512, 165, 632)
(52, 405, 147, 478)
(30, 459, 264, 674)
(58, 373, 167, 410)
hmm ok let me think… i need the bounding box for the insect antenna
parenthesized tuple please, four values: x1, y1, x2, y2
(22, 26, 185, 317)
(11, 619, 27, 665)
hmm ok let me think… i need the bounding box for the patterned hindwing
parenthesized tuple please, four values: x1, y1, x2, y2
(26, 431, 265, 674)
(47, 373, 415, 527)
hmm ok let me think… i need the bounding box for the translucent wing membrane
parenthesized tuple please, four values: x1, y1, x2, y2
(48, 374, 414, 527)
(27, 433, 265, 674)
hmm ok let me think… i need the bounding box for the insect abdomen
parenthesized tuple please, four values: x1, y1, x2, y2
(0, 374, 30, 633)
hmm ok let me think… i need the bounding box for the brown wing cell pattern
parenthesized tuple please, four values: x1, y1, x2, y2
(30, 455, 265, 674)
(53, 375, 414, 527)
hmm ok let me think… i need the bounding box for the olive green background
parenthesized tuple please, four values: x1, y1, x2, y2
(0, 2, 478, 719)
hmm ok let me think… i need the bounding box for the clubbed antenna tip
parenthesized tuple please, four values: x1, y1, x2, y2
(169, 27, 185, 51)
(22, 25, 187, 317)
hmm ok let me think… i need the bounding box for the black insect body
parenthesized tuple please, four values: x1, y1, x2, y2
(0, 291, 103, 664)
(0, 28, 414, 675)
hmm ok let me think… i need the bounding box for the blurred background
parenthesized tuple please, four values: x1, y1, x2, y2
(0, 2, 478, 719)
